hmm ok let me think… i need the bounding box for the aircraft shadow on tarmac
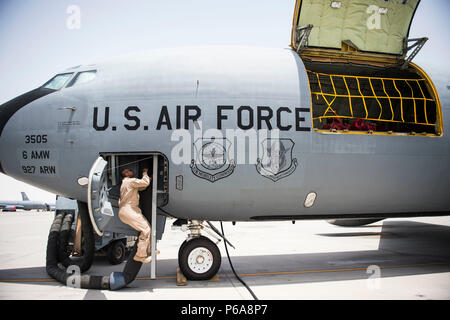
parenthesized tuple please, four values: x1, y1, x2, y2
(1, 220, 449, 293)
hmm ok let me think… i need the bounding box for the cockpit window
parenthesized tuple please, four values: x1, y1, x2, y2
(42, 73, 73, 90)
(66, 70, 97, 87)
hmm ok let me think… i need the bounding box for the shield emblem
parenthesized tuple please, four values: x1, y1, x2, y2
(191, 137, 235, 183)
(201, 141, 226, 170)
(256, 138, 298, 182)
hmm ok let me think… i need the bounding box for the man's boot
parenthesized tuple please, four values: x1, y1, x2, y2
(133, 255, 152, 264)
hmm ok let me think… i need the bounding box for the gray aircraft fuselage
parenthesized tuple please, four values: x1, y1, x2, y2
(0, 46, 449, 222)
(0, 200, 48, 211)
(0, 192, 52, 211)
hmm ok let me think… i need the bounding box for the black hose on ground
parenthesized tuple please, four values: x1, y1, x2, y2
(46, 209, 109, 289)
(46, 212, 69, 285)
(109, 242, 143, 290)
(57, 204, 95, 273)
(58, 211, 74, 264)
(45, 202, 143, 290)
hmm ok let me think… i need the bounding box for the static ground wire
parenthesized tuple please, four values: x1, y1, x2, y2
(220, 221, 258, 300)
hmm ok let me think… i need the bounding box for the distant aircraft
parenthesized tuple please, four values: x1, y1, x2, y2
(0, 0, 448, 283)
(0, 192, 54, 212)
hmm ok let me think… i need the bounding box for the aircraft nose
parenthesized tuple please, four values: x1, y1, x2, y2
(0, 87, 56, 174)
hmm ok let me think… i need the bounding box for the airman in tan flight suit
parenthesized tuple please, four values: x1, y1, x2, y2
(118, 167, 155, 263)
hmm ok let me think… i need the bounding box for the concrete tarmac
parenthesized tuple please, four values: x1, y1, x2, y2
(0, 210, 449, 300)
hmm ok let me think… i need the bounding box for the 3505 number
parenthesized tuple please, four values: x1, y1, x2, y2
(25, 134, 48, 144)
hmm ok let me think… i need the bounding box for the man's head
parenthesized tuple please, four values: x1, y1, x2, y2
(121, 167, 134, 178)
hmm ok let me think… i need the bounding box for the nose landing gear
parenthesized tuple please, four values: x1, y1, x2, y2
(179, 236, 220, 280)
(174, 220, 232, 281)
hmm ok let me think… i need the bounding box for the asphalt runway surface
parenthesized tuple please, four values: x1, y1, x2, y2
(0, 210, 449, 299)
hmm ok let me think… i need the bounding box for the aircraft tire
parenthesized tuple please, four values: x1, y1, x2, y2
(107, 240, 126, 265)
(178, 236, 221, 281)
(327, 218, 384, 227)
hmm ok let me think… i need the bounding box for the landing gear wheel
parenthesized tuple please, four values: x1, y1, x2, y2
(178, 236, 221, 280)
(107, 240, 126, 265)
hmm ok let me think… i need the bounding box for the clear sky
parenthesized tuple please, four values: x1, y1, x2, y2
(0, 0, 449, 203)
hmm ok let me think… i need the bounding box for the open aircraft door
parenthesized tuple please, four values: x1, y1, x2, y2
(87, 153, 168, 278)
(87, 157, 113, 236)
(87, 156, 139, 237)
(291, 0, 422, 57)
(290, 0, 442, 137)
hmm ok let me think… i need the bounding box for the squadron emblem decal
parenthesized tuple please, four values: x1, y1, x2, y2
(190, 137, 235, 182)
(256, 138, 298, 182)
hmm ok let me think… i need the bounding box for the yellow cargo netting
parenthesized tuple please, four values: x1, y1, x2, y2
(307, 70, 437, 130)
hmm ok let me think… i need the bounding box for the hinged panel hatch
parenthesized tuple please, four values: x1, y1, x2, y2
(87, 154, 168, 238)
(291, 0, 421, 56)
(87, 157, 113, 236)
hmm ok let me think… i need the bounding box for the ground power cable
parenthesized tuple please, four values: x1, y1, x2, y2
(220, 221, 258, 300)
